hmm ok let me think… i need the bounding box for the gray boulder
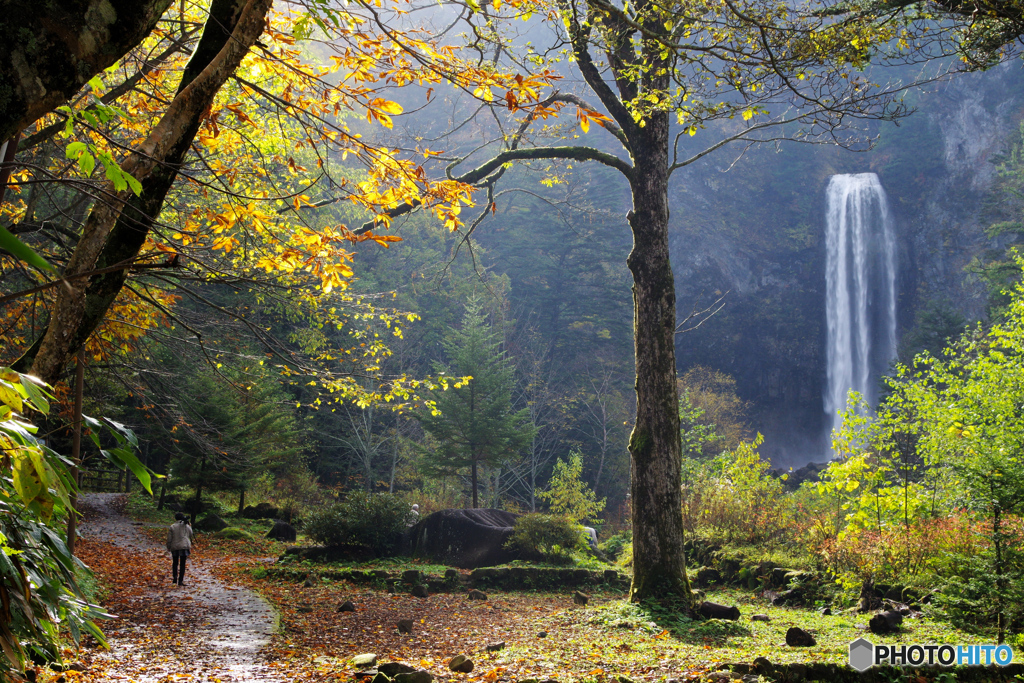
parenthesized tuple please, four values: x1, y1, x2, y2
(448, 655, 474, 673)
(267, 519, 297, 542)
(379, 663, 416, 677)
(394, 672, 433, 683)
(869, 610, 903, 634)
(693, 566, 721, 587)
(785, 627, 816, 647)
(194, 513, 228, 533)
(352, 654, 378, 668)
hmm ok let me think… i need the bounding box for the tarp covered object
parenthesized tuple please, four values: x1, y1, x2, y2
(410, 508, 519, 568)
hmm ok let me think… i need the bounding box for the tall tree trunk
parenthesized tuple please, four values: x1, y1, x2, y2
(626, 114, 693, 606)
(17, 0, 273, 383)
(0, 0, 174, 142)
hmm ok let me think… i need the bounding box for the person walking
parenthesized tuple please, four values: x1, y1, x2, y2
(166, 512, 195, 586)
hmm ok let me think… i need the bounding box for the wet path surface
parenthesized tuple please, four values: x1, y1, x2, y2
(77, 493, 280, 682)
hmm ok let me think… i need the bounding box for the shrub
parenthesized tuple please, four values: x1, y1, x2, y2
(536, 451, 606, 523)
(599, 530, 632, 561)
(304, 493, 409, 555)
(506, 513, 582, 563)
(680, 434, 788, 546)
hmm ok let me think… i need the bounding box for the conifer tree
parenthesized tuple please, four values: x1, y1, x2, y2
(418, 299, 535, 508)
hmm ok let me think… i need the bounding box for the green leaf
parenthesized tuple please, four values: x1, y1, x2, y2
(0, 225, 56, 273)
(104, 161, 128, 192)
(65, 141, 88, 158)
(79, 151, 96, 176)
(102, 448, 152, 494)
(124, 170, 142, 196)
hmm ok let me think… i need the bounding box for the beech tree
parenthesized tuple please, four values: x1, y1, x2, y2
(0, 1, 173, 143)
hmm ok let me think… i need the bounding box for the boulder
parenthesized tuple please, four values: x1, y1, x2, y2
(352, 654, 378, 668)
(396, 619, 414, 634)
(194, 513, 228, 533)
(448, 655, 474, 673)
(410, 508, 520, 568)
(402, 570, 423, 584)
(379, 663, 416, 677)
(772, 587, 807, 607)
(412, 585, 429, 598)
(698, 601, 740, 621)
(693, 566, 721, 587)
(394, 672, 432, 683)
(769, 567, 791, 588)
(752, 657, 774, 677)
(869, 610, 903, 634)
(267, 520, 297, 542)
(468, 589, 487, 600)
(485, 642, 505, 652)
(445, 569, 461, 584)
(572, 591, 589, 606)
(819, 607, 832, 616)
(338, 601, 356, 613)
(785, 627, 816, 647)
(750, 614, 770, 622)
(303, 575, 316, 588)
(242, 502, 280, 519)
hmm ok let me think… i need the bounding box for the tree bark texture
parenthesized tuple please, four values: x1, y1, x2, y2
(625, 115, 693, 604)
(0, 0, 174, 142)
(21, 0, 272, 383)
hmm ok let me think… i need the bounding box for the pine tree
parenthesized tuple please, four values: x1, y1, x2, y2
(418, 299, 535, 507)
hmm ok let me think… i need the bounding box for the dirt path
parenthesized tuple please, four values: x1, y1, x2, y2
(75, 493, 280, 682)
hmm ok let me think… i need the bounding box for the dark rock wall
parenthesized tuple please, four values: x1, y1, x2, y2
(667, 62, 1024, 466)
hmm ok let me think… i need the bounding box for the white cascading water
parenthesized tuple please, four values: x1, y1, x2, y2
(824, 173, 897, 440)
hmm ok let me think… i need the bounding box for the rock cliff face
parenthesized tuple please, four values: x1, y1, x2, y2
(668, 63, 1024, 466)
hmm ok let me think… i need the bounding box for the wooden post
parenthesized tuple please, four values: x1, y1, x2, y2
(67, 348, 85, 556)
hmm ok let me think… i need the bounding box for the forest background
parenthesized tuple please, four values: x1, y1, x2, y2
(5, 0, 1024, 675)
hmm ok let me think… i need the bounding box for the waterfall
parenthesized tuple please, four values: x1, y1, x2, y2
(824, 173, 897, 441)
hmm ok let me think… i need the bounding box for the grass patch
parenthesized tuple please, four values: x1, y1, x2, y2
(589, 587, 998, 666)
